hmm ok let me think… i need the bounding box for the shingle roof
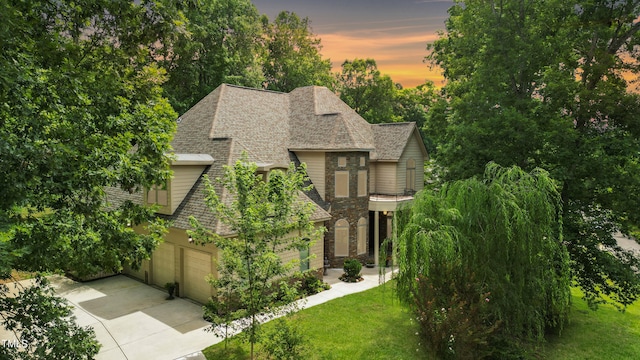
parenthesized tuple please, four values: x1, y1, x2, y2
(109, 84, 422, 235)
(288, 87, 374, 151)
(371, 122, 419, 161)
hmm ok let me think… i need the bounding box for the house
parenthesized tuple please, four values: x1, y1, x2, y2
(113, 84, 427, 304)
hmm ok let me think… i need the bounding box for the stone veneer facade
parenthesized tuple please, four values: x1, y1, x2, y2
(324, 151, 370, 267)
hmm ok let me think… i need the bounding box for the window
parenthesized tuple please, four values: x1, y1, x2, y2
(357, 170, 367, 197)
(300, 241, 310, 272)
(335, 171, 349, 198)
(406, 158, 416, 192)
(338, 157, 347, 167)
(360, 157, 366, 167)
(357, 217, 367, 255)
(335, 219, 349, 256)
(146, 184, 168, 206)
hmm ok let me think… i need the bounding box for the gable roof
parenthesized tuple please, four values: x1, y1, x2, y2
(371, 122, 428, 161)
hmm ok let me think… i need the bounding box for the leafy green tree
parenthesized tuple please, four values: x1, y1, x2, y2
(426, 0, 640, 307)
(394, 164, 571, 358)
(394, 82, 439, 153)
(0, 276, 100, 360)
(189, 156, 323, 359)
(336, 58, 400, 124)
(1, 0, 177, 356)
(262, 11, 334, 92)
(159, 0, 265, 114)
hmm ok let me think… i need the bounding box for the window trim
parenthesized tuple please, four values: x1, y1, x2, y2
(146, 183, 169, 207)
(406, 158, 416, 192)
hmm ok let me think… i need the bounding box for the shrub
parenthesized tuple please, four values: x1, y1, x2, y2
(294, 271, 330, 296)
(259, 318, 308, 360)
(340, 258, 363, 282)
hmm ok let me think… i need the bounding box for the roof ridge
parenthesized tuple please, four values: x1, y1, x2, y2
(339, 113, 360, 147)
(208, 84, 226, 139)
(372, 121, 416, 126)
(223, 83, 286, 95)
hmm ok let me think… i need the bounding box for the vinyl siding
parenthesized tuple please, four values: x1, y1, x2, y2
(170, 165, 207, 214)
(396, 133, 425, 194)
(374, 162, 398, 195)
(277, 222, 325, 273)
(369, 162, 376, 193)
(296, 152, 326, 200)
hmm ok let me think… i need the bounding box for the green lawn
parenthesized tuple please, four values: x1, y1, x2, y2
(203, 282, 426, 359)
(203, 285, 640, 360)
(543, 288, 640, 359)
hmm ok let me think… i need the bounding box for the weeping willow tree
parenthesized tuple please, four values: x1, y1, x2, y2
(394, 163, 571, 358)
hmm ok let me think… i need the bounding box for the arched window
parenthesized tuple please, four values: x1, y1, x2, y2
(357, 217, 367, 255)
(335, 219, 349, 257)
(406, 158, 416, 192)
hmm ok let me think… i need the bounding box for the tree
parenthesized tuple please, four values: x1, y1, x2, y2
(0, 276, 100, 360)
(159, 0, 265, 114)
(394, 82, 439, 153)
(262, 11, 334, 92)
(336, 58, 400, 124)
(189, 156, 323, 359)
(426, 0, 640, 308)
(1, 1, 177, 357)
(393, 163, 571, 358)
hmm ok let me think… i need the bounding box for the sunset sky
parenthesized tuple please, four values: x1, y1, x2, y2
(252, 0, 455, 88)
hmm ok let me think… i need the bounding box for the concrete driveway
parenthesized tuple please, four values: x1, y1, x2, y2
(49, 275, 214, 360)
(0, 266, 392, 360)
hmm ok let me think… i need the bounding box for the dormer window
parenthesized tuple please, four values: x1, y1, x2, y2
(147, 184, 168, 206)
(146, 153, 214, 216)
(146, 183, 169, 208)
(255, 162, 289, 183)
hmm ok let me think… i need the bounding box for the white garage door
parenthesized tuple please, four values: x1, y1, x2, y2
(152, 242, 175, 288)
(183, 249, 213, 303)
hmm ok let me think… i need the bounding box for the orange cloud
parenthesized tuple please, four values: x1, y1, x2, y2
(317, 27, 444, 88)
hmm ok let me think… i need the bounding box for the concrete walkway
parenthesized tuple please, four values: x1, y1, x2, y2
(44, 266, 394, 360)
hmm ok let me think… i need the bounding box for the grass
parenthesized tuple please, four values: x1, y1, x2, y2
(203, 285, 640, 360)
(203, 282, 426, 360)
(543, 288, 640, 359)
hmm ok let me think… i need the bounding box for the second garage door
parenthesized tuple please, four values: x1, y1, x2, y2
(183, 248, 213, 303)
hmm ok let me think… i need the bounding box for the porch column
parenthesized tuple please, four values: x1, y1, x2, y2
(374, 210, 380, 266)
